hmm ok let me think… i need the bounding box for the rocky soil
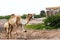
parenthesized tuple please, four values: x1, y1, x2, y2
(0, 18, 60, 40)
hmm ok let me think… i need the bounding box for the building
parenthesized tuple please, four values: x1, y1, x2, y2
(46, 6, 60, 16)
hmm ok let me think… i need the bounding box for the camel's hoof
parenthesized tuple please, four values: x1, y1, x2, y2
(24, 31, 27, 32)
(23, 30, 27, 32)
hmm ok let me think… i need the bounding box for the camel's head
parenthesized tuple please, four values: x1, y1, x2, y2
(26, 14, 34, 21)
(28, 14, 32, 17)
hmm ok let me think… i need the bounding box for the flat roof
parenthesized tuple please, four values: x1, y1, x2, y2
(46, 6, 60, 9)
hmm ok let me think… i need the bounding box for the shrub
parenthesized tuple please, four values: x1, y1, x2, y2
(40, 10, 46, 17)
(4, 15, 11, 19)
(21, 14, 27, 19)
(44, 14, 60, 28)
(34, 15, 41, 18)
(0, 16, 4, 19)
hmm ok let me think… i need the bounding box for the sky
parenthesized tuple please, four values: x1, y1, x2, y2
(0, 0, 60, 16)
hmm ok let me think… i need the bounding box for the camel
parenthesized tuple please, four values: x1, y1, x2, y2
(4, 14, 33, 38)
(3, 14, 18, 38)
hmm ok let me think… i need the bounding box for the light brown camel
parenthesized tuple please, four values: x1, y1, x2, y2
(4, 14, 33, 38)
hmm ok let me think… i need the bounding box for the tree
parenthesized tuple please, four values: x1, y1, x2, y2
(40, 10, 46, 17)
(21, 14, 27, 19)
(4, 15, 11, 19)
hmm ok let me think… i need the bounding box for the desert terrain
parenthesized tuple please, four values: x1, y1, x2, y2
(0, 18, 60, 40)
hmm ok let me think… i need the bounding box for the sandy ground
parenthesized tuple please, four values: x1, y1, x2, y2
(0, 18, 60, 40)
(0, 29, 60, 39)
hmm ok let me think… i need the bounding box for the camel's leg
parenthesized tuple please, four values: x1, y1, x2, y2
(6, 27, 9, 34)
(9, 25, 13, 36)
(22, 25, 27, 32)
(6, 27, 10, 39)
(22, 25, 25, 31)
(7, 24, 13, 38)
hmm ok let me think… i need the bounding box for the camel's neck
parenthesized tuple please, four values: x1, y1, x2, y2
(20, 16, 32, 25)
(20, 19, 28, 25)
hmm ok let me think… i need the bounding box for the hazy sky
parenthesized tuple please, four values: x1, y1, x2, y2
(0, 0, 60, 16)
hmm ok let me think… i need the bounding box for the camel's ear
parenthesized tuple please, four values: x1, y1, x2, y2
(31, 14, 32, 15)
(28, 13, 30, 15)
(28, 13, 30, 14)
(11, 14, 15, 16)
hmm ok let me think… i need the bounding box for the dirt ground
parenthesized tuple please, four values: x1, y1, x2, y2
(0, 28, 60, 39)
(0, 18, 60, 40)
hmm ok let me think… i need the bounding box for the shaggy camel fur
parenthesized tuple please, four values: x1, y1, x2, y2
(4, 14, 33, 38)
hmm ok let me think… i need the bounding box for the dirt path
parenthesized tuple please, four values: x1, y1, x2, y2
(0, 29, 60, 39)
(0, 18, 60, 40)
(0, 26, 60, 40)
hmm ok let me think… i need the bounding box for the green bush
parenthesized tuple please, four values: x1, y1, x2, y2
(21, 14, 27, 19)
(0, 16, 4, 19)
(40, 10, 46, 17)
(34, 15, 41, 18)
(0, 15, 11, 19)
(21, 14, 45, 18)
(44, 14, 60, 28)
(4, 15, 11, 19)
